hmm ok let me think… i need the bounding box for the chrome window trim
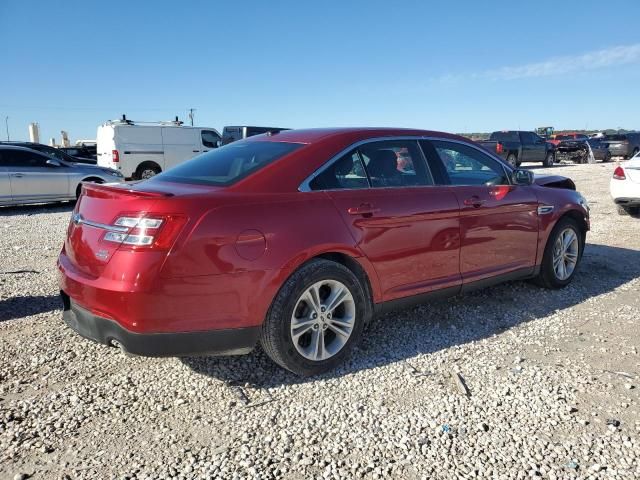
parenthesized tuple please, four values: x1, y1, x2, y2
(298, 136, 514, 192)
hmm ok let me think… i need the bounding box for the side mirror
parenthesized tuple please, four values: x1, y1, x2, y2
(513, 169, 534, 186)
(46, 159, 62, 167)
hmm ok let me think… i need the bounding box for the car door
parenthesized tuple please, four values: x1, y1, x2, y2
(308, 139, 461, 301)
(5, 149, 70, 202)
(520, 132, 542, 162)
(422, 139, 539, 286)
(0, 151, 12, 204)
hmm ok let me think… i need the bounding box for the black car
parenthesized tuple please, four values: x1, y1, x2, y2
(0, 142, 97, 164)
(556, 138, 611, 163)
(59, 145, 97, 161)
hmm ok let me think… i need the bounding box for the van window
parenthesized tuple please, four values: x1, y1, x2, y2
(153, 141, 303, 186)
(222, 127, 243, 145)
(201, 130, 221, 148)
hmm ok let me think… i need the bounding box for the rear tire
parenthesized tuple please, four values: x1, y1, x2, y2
(135, 162, 161, 180)
(260, 259, 368, 376)
(632, 148, 639, 159)
(506, 153, 519, 168)
(543, 151, 555, 167)
(603, 151, 612, 163)
(533, 217, 584, 289)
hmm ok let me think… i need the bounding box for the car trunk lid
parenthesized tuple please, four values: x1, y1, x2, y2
(623, 158, 640, 183)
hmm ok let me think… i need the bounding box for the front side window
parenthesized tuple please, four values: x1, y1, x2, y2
(430, 141, 510, 186)
(201, 130, 221, 148)
(154, 141, 302, 186)
(309, 150, 368, 190)
(0, 150, 48, 168)
(358, 140, 433, 188)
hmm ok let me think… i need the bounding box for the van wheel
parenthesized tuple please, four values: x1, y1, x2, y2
(260, 259, 367, 376)
(533, 217, 584, 289)
(135, 163, 161, 180)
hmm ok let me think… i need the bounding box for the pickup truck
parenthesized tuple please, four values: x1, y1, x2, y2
(478, 131, 556, 167)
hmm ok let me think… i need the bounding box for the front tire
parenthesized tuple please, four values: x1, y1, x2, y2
(533, 217, 584, 289)
(260, 259, 368, 376)
(543, 151, 555, 167)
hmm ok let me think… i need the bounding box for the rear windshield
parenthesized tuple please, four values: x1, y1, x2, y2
(605, 134, 627, 141)
(490, 131, 519, 142)
(154, 141, 303, 186)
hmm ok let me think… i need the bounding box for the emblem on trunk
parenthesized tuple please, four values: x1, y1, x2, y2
(95, 249, 109, 260)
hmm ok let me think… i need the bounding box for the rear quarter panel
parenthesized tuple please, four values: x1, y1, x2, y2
(160, 191, 382, 310)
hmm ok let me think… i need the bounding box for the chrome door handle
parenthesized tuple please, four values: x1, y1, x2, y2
(347, 204, 380, 216)
(463, 196, 486, 207)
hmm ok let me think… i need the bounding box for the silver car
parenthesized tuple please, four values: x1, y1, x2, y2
(0, 145, 124, 206)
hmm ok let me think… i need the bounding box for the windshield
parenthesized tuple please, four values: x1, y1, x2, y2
(154, 141, 303, 186)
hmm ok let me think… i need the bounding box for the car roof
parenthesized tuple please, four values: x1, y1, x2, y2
(0, 144, 46, 152)
(242, 127, 467, 145)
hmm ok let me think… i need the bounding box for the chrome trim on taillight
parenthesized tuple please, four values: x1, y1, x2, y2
(71, 213, 129, 233)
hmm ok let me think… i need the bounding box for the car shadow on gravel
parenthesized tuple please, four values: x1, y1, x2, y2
(0, 202, 74, 217)
(0, 294, 61, 321)
(182, 243, 640, 388)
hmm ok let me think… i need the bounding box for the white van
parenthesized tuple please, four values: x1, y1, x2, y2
(97, 117, 222, 179)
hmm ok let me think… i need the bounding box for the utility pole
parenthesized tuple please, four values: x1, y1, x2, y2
(4, 116, 9, 141)
(188, 108, 196, 126)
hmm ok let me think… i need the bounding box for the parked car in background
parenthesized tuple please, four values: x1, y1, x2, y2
(59, 145, 97, 161)
(59, 127, 589, 376)
(222, 126, 290, 145)
(604, 132, 640, 159)
(0, 141, 97, 165)
(610, 152, 640, 216)
(0, 145, 123, 206)
(548, 133, 589, 146)
(478, 131, 556, 167)
(97, 116, 222, 180)
(556, 137, 611, 163)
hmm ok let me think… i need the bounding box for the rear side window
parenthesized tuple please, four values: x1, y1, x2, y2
(428, 141, 510, 186)
(605, 134, 627, 141)
(359, 140, 433, 188)
(154, 141, 303, 186)
(222, 127, 242, 145)
(310, 150, 368, 190)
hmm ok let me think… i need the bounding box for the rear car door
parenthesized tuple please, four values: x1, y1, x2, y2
(520, 132, 542, 162)
(309, 139, 461, 301)
(5, 149, 70, 202)
(422, 139, 539, 285)
(0, 151, 13, 204)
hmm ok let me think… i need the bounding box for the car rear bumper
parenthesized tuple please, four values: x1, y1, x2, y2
(61, 291, 260, 357)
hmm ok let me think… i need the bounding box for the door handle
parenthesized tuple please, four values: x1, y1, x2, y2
(192, 150, 200, 153)
(347, 203, 380, 216)
(463, 196, 486, 207)
(11, 173, 24, 178)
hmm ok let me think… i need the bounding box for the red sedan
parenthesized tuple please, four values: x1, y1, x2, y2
(58, 128, 590, 375)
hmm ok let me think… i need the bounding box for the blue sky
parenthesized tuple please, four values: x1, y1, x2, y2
(1, 0, 640, 143)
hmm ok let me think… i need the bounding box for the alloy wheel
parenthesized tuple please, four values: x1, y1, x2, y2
(290, 279, 356, 361)
(552, 228, 579, 281)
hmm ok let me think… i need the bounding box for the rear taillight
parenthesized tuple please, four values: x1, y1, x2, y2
(496, 143, 503, 154)
(613, 166, 626, 180)
(102, 214, 187, 250)
(112, 149, 120, 163)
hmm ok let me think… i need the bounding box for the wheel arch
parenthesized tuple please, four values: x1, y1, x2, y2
(76, 177, 105, 198)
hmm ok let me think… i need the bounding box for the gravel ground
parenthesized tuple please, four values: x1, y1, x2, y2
(1, 161, 639, 480)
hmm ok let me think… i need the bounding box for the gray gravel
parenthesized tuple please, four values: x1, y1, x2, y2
(1, 162, 639, 479)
